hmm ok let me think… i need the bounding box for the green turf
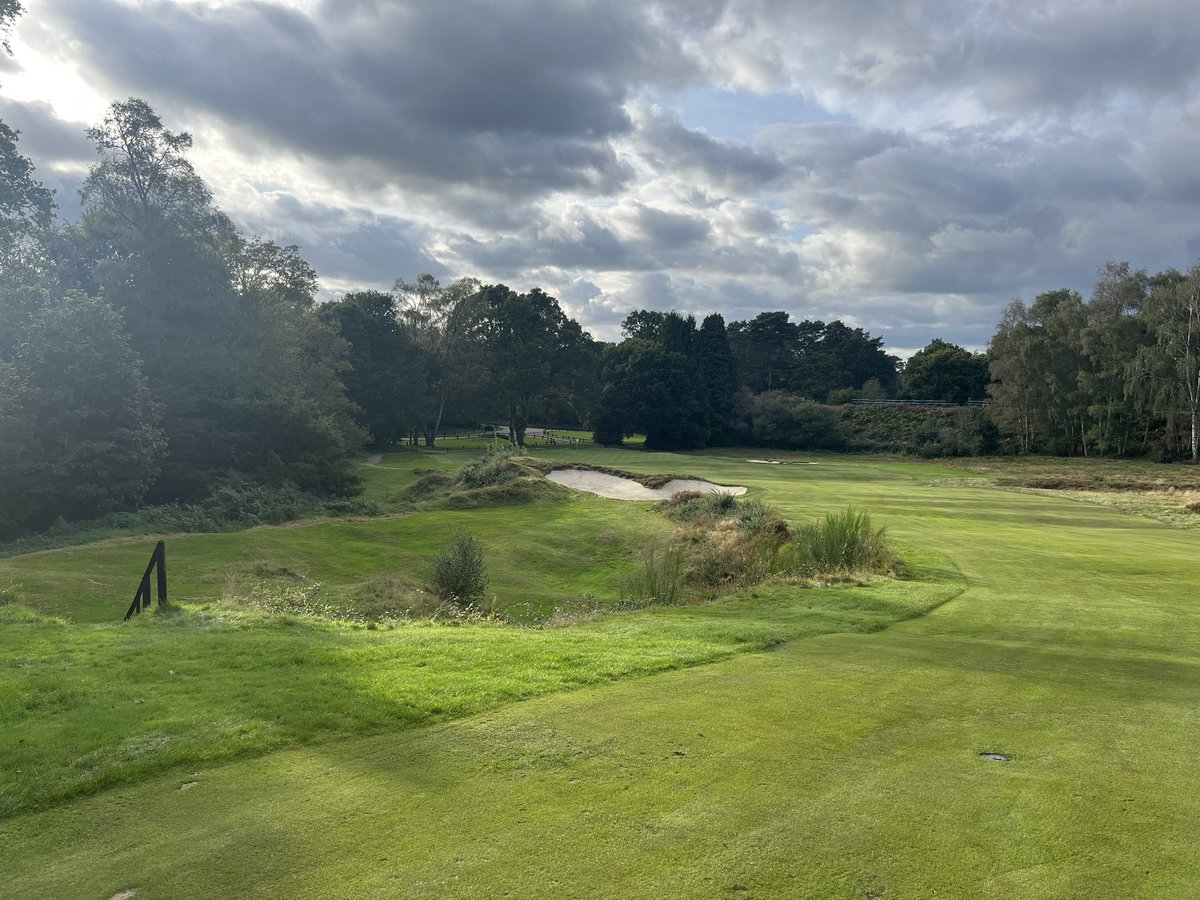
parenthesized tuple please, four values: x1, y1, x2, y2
(545, 428, 647, 445)
(1, 450, 1198, 897)
(0, 453, 668, 624)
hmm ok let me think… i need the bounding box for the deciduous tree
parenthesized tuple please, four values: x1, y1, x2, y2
(1131, 267, 1200, 461)
(899, 339, 989, 404)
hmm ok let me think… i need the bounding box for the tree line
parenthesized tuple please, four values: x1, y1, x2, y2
(989, 263, 1200, 461)
(3, 5, 1197, 538)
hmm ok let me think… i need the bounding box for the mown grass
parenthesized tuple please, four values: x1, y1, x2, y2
(544, 428, 647, 445)
(1, 448, 1198, 897)
(0, 552, 956, 821)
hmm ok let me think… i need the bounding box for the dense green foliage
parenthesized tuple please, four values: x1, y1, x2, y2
(728, 312, 900, 399)
(751, 392, 848, 450)
(0, 93, 363, 537)
(476, 285, 598, 446)
(426, 530, 489, 603)
(0, 283, 164, 535)
(596, 310, 740, 449)
(988, 263, 1200, 460)
(600, 332, 711, 449)
(0, 120, 53, 268)
(899, 338, 989, 403)
(318, 290, 425, 448)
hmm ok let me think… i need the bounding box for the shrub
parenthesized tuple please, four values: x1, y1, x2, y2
(736, 498, 789, 538)
(457, 445, 519, 489)
(426, 530, 489, 604)
(661, 490, 742, 523)
(407, 472, 454, 497)
(591, 406, 627, 446)
(686, 535, 776, 589)
(787, 507, 895, 577)
(706, 491, 739, 514)
(751, 392, 848, 450)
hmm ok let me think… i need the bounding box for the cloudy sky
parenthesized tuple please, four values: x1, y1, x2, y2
(4, 0, 1200, 351)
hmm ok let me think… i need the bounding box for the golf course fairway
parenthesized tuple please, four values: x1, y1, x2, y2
(1, 449, 1197, 898)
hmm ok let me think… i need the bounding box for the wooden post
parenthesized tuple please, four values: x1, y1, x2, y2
(125, 541, 167, 621)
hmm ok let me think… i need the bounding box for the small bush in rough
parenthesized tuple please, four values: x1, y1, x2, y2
(706, 491, 739, 514)
(787, 507, 894, 577)
(426, 530, 489, 603)
(736, 499, 773, 534)
(457, 445, 519, 489)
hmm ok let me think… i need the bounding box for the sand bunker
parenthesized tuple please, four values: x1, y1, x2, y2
(745, 458, 818, 465)
(546, 468, 747, 500)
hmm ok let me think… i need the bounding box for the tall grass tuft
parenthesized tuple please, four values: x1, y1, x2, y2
(622, 542, 686, 604)
(787, 507, 894, 577)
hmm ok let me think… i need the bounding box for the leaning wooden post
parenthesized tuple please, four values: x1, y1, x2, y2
(154, 541, 167, 608)
(124, 541, 168, 621)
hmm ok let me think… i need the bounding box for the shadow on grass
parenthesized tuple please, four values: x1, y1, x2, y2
(0, 555, 961, 822)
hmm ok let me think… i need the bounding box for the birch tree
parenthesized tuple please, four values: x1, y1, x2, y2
(1131, 267, 1200, 461)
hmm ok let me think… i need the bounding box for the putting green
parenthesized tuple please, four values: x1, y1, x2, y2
(1, 451, 1197, 898)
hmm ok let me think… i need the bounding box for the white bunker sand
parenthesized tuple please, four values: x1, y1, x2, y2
(546, 468, 747, 501)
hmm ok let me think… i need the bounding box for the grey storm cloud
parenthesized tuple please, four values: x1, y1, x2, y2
(633, 204, 712, 250)
(232, 191, 446, 287)
(0, 96, 91, 219)
(635, 105, 787, 191)
(38, 0, 692, 200)
(7, 0, 1200, 349)
(0, 97, 90, 167)
(689, 0, 1200, 115)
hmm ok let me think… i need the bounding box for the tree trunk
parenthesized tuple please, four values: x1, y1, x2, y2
(1192, 408, 1197, 462)
(509, 401, 528, 448)
(431, 385, 446, 448)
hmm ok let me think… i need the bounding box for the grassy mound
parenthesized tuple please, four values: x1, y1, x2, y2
(405, 447, 573, 508)
(648, 493, 897, 597)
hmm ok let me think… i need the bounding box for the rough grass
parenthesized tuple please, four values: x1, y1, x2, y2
(784, 506, 897, 578)
(0, 489, 669, 625)
(932, 455, 1200, 529)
